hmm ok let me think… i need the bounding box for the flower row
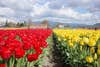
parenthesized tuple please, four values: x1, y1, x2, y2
(53, 29, 100, 67)
(0, 29, 52, 67)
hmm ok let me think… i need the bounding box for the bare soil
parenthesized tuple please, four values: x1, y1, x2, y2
(42, 37, 64, 67)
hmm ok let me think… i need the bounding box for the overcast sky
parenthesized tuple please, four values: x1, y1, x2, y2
(0, 0, 100, 24)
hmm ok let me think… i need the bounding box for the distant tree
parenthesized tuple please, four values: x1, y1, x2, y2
(5, 22, 16, 27)
(23, 21, 28, 26)
(41, 20, 49, 25)
(16, 22, 20, 27)
(41, 20, 49, 28)
(5, 20, 9, 27)
(16, 22, 25, 27)
(19, 23, 24, 27)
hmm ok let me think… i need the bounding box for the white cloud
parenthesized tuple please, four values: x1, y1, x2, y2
(0, 0, 35, 20)
(31, 3, 93, 21)
(0, 7, 15, 16)
(31, 2, 49, 16)
(55, 8, 92, 20)
(0, 0, 99, 24)
(0, 0, 34, 10)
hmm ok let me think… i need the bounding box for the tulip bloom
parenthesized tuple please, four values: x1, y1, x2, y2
(14, 48, 25, 59)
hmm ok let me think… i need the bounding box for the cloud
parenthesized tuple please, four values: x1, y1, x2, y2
(0, 7, 15, 17)
(31, 2, 93, 21)
(0, 0, 99, 24)
(54, 8, 92, 20)
(0, 0, 35, 21)
(32, 0, 100, 24)
(0, 0, 34, 11)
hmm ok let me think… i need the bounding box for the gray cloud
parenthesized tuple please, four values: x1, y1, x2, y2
(0, 0, 35, 21)
(0, 0, 99, 24)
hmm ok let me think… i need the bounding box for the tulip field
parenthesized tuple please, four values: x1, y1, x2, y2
(0, 28, 100, 67)
(0, 29, 52, 67)
(53, 29, 100, 67)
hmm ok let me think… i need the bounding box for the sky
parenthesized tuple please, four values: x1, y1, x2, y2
(0, 0, 100, 24)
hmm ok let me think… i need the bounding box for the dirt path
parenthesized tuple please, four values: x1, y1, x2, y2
(42, 36, 64, 67)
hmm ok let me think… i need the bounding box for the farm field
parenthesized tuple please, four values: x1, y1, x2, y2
(53, 29, 100, 67)
(0, 28, 100, 67)
(0, 0, 99, 67)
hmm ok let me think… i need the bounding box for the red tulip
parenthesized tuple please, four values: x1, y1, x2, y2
(42, 41, 48, 48)
(7, 43, 15, 52)
(11, 39, 23, 49)
(0, 64, 6, 67)
(23, 42, 31, 50)
(35, 48, 42, 55)
(0, 39, 5, 46)
(27, 54, 38, 62)
(14, 48, 25, 59)
(1, 47, 12, 60)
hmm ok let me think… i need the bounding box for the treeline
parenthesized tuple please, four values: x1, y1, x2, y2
(5, 22, 28, 27)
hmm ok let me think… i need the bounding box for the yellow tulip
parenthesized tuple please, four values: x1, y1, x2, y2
(90, 47, 95, 54)
(88, 40, 96, 47)
(68, 41, 74, 48)
(83, 37, 89, 44)
(85, 56, 93, 63)
(94, 53, 97, 60)
(97, 49, 100, 55)
(79, 40, 84, 46)
(73, 37, 80, 42)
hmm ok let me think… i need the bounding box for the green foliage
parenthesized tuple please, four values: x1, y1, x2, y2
(53, 34, 99, 67)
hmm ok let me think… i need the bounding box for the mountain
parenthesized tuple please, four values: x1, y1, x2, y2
(48, 21, 89, 28)
(30, 20, 100, 28)
(33, 20, 58, 27)
(62, 23, 89, 28)
(93, 23, 100, 27)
